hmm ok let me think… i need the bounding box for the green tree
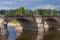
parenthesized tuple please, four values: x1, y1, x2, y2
(25, 9, 33, 15)
(18, 7, 25, 14)
(51, 9, 57, 16)
(37, 9, 47, 15)
(15, 9, 19, 14)
(0, 10, 6, 15)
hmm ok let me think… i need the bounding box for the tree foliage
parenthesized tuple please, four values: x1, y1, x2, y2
(51, 9, 57, 16)
(37, 9, 47, 15)
(0, 10, 6, 15)
(0, 7, 57, 16)
(25, 9, 33, 15)
(18, 7, 25, 14)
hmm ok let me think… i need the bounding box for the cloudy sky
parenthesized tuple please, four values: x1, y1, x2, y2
(0, 0, 60, 10)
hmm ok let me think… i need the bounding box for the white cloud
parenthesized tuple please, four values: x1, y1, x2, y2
(0, 1, 14, 4)
(19, 0, 45, 2)
(0, 7, 10, 10)
(0, 1, 31, 5)
(44, 5, 55, 9)
(0, 7, 18, 10)
(36, 5, 55, 9)
(18, 2, 32, 5)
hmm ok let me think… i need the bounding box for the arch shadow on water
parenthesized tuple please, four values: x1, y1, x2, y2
(16, 18, 38, 40)
(0, 34, 8, 40)
(44, 18, 60, 40)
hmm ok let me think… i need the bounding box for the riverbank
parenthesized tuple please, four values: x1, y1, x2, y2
(0, 18, 19, 27)
(8, 22, 18, 26)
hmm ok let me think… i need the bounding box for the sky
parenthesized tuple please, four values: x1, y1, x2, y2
(0, 0, 60, 11)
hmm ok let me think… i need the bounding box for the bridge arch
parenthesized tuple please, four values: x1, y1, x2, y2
(44, 18, 59, 32)
(5, 18, 38, 40)
(44, 18, 60, 40)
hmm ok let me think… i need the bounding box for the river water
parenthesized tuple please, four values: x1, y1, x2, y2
(0, 26, 38, 40)
(0, 26, 16, 40)
(7, 26, 16, 40)
(1, 26, 60, 40)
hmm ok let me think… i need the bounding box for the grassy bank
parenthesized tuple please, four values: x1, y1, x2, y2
(9, 19, 17, 23)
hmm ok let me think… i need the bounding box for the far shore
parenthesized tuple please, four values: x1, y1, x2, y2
(8, 22, 18, 26)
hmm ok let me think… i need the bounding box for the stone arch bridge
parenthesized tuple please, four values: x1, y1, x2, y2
(1, 15, 60, 40)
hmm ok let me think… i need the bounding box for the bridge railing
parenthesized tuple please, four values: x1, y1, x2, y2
(4, 14, 36, 17)
(0, 14, 60, 17)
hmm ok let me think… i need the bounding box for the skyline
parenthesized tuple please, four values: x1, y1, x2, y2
(0, 0, 60, 11)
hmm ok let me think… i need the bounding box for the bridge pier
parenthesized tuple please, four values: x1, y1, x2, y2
(3, 22, 7, 29)
(36, 17, 45, 40)
(0, 18, 8, 40)
(1, 19, 8, 35)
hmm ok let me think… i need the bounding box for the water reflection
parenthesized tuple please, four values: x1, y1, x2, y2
(44, 18, 60, 40)
(16, 29, 38, 40)
(44, 30, 60, 40)
(0, 34, 8, 40)
(0, 26, 16, 40)
(1, 27, 60, 40)
(7, 26, 16, 40)
(0, 25, 38, 40)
